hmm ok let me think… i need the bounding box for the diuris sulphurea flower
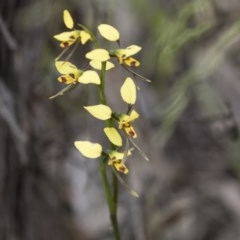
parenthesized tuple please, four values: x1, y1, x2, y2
(54, 10, 91, 48)
(117, 110, 139, 138)
(107, 150, 131, 174)
(74, 140, 131, 175)
(55, 61, 100, 85)
(110, 45, 141, 67)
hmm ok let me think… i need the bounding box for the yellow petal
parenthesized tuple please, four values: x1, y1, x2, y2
(113, 162, 129, 174)
(85, 49, 110, 62)
(115, 45, 142, 58)
(104, 127, 122, 146)
(55, 61, 78, 74)
(89, 60, 115, 70)
(124, 125, 137, 138)
(63, 10, 74, 29)
(124, 45, 142, 56)
(84, 104, 112, 120)
(74, 141, 102, 158)
(57, 75, 77, 84)
(108, 150, 132, 161)
(109, 152, 123, 161)
(53, 31, 80, 42)
(108, 151, 129, 174)
(128, 110, 139, 122)
(120, 77, 136, 104)
(80, 31, 91, 44)
(78, 70, 100, 84)
(98, 24, 120, 41)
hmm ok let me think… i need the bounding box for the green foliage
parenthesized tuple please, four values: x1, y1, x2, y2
(133, 0, 240, 145)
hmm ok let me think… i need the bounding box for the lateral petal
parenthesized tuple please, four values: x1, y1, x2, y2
(104, 127, 122, 146)
(98, 24, 120, 41)
(120, 77, 136, 104)
(74, 141, 102, 158)
(78, 70, 100, 84)
(84, 104, 112, 120)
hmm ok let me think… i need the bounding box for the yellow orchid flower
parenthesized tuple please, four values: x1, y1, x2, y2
(53, 9, 91, 47)
(54, 31, 81, 48)
(104, 127, 122, 146)
(84, 104, 112, 120)
(120, 77, 137, 105)
(55, 61, 82, 84)
(110, 45, 141, 67)
(98, 24, 120, 41)
(55, 61, 101, 85)
(118, 110, 139, 138)
(74, 141, 102, 159)
(108, 150, 130, 174)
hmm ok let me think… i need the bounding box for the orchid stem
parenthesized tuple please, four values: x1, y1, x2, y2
(98, 61, 121, 240)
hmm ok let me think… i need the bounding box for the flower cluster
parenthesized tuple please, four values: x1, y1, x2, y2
(52, 10, 149, 175)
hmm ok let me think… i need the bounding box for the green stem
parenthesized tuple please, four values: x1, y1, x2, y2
(112, 170, 119, 211)
(98, 61, 121, 240)
(100, 160, 121, 240)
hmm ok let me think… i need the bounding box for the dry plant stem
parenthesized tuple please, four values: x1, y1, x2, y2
(98, 62, 121, 240)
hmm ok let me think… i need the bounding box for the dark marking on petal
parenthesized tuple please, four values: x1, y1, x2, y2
(69, 73, 75, 78)
(119, 166, 126, 173)
(128, 130, 135, 137)
(62, 42, 69, 47)
(61, 77, 67, 83)
(130, 61, 137, 67)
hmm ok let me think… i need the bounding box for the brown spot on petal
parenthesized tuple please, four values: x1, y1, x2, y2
(119, 166, 126, 173)
(113, 159, 121, 164)
(63, 42, 70, 47)
(69, 35, 75, 39)
(128, 130, 135, 137)
(60, 77, 67, 83)
(69, 73, 75, 78)
(130, 61, 137, 67)
(123, 123, 130, 128)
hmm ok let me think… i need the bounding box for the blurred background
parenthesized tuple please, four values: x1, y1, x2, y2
(1, 0, 240, 239)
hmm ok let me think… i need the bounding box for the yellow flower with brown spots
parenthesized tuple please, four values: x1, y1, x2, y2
(110, 45, 141, 67)
(54, 9, 91, 48)
(108, 150, 132, 174)
(55, 61, 100, 85)
(118, 110, 139, 138)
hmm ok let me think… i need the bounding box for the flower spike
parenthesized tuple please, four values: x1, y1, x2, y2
(52, 10, 151, 238)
